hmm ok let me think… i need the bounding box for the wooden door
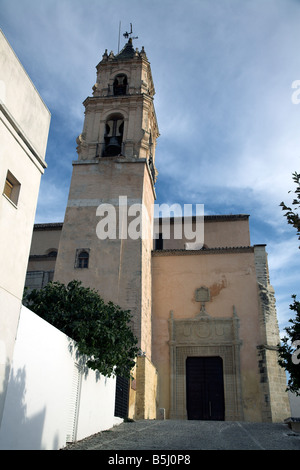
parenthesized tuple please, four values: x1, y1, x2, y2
(186, 356, 225, 420)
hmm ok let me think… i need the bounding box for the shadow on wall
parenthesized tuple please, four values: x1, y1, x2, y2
(0, 363, 47, 450)
(0, 359, 10, 423)
(67, 340, 105, 383)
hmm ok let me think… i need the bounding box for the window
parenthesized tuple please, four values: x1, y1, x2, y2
(113, 74, 128, 96)
(3, 170, 21, 206)
(103, 114, 124, 156)
(155, 233, 163, 250)
(78, 251, 89, 268)
(47, 250, 57, 257)
(75, 249, 89, 269)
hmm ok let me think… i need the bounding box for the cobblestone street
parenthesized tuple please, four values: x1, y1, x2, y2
(62, 419, 300, 451)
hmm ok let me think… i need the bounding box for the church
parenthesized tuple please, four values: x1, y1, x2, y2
(26, 35, 290, 423)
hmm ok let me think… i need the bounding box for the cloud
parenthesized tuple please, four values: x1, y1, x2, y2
(35, 178, 68, 223)
(268, 237, 300, 275)
(266, 236, 300, 331)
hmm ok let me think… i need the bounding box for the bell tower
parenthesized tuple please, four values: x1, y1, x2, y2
(76, 36, 158, 171)
(54, 33, 159, 384)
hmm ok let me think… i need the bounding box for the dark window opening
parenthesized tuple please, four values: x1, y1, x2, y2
(103, 117, 124, 156)
(113, 74, 128, 96)
(155, 233, 163, 250)
(76, 250, 89, 269)
(47, 250, 57, 257)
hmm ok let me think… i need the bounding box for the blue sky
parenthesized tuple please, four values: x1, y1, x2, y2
(1, 0, 299, 335)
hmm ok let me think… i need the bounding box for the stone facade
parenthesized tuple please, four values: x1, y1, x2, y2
(135, 356, 158, 420)
(53, 157, 155, 359)
(152, 243, 290, 421)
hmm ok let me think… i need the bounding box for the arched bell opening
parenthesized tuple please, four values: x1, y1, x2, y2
(113, 74, 128, 96)
(103, 114, 124, 156)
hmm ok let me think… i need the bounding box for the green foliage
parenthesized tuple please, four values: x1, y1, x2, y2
(278, 295, 300, 395)
(279, 171, 300, 246)
(23, 280, 139, 378)
(277, 171, 300, 395)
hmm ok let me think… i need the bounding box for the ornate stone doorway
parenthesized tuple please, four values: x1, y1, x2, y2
(169, 304, 244, 420)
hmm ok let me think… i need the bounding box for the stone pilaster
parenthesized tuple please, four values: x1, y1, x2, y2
(254, 245, 290, 421)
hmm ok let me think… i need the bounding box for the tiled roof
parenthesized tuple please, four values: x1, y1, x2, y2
(115, 39, 136, 60)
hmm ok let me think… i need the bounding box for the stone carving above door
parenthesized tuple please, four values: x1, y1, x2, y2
(169, 306, 241, 346)
(195, 286, 210, 315)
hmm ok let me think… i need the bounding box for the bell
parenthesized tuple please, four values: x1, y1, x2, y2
(105, 136, 121, 156)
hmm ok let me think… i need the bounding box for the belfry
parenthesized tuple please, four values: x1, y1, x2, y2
(27, 32, 291, 422)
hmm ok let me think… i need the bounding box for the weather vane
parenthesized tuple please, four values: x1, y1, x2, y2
(123, 23, 138, 41)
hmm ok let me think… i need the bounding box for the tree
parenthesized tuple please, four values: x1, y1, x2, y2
(279, 171, 300, 247)
(278, 296, 300, 395)
(23, 280, 139, 378)
(277, 171, 300, 395)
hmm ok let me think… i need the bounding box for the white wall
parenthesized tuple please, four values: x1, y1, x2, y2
(0, 30, 51, 159)
(289, 391, 300, 417)
(0, 30, 50, 425)
(0, 306, 119, 450)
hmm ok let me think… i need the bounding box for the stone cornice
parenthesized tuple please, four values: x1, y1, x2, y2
(83, 92, 153, 108)
(33, 223, 63, 231)
(152, 246, 254, 257)
(154, 214, 249, 225)
(28, 254, 57, 260)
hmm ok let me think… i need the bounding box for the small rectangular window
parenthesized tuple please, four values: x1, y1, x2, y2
(75, 249, 90, 269)
(155, 233, 163, 250)
(3, 171, 21, 206)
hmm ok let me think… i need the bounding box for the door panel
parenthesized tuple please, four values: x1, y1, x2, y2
(186, 356, 225, 420)
(114, 376, 129, 419)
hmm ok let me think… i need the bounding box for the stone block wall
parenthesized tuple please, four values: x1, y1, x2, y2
(135, 355, 158, 419)
(254, 245, 291, 421)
